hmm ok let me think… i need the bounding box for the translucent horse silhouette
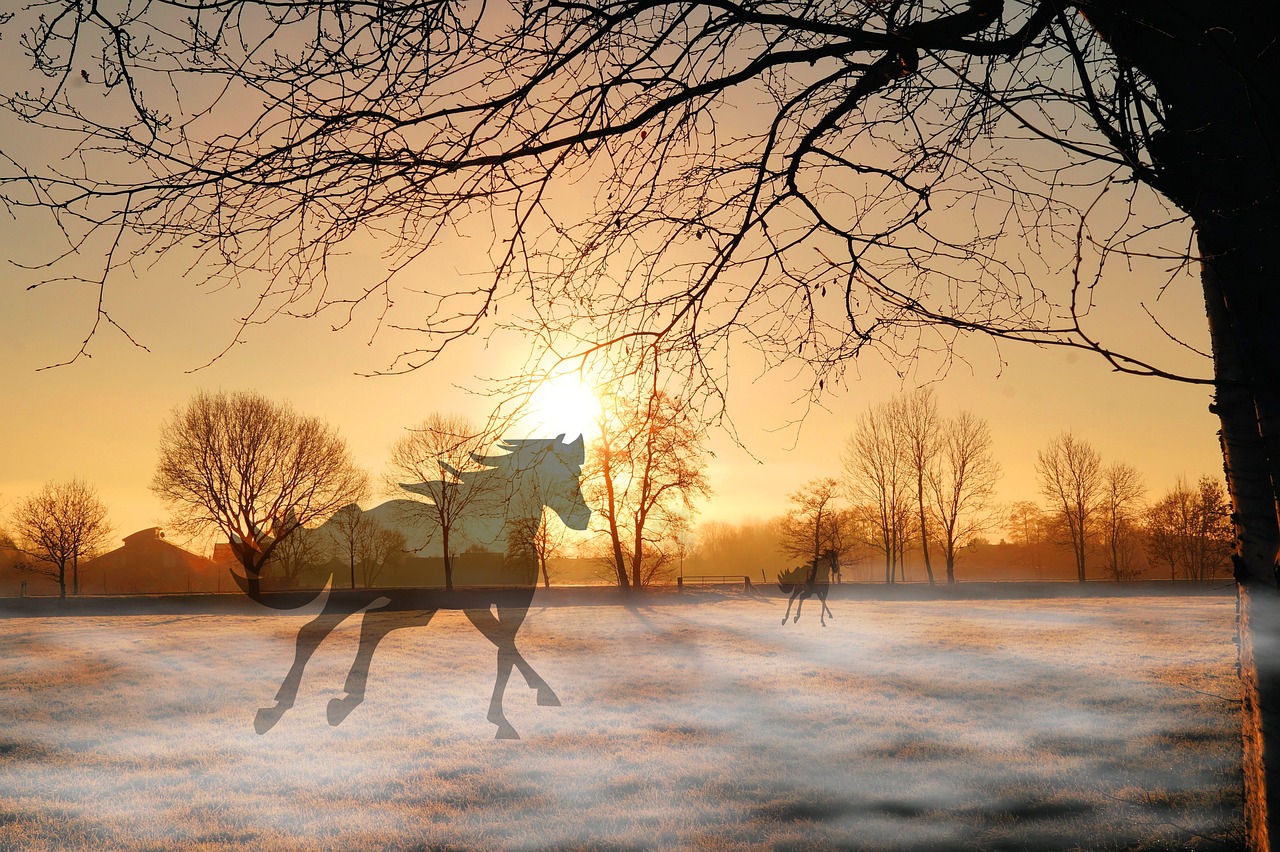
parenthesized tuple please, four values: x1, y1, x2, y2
(778, 549, 836, 627)
(243, 435, 590, 740)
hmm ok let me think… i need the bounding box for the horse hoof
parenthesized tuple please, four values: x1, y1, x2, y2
(494, 723, 520, 740)
(327, 695, 360, 726)
(536, 688, 561, 707)
(781, 618, 788, 626)
(254, 705, 286, 735)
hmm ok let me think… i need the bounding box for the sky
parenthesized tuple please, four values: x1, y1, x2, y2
(0, 5, 1227, 556)
(0, 225, 1222, 553)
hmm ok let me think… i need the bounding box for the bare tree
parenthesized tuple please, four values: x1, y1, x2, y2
(11, 1, 1280, 837)
(1145, 476, 1233, 582)
(1007, 501, 1049, 572)
(507, 508, 570, 589)
(152, 390, 369, 597)
(385, 414, 494, 592)
(327, 504, 375, 590)
(12, 479, 112, 599)
(1100, 462, 1147, 582)
(359, 526, 406, 589)
(778, 478, 840, 563)
(1036, 433, 1103, 584)
(844, 401, 912, 584)
(897, 389, 942, 585)
(777, 478, 864, 578)
(927, 410, 1000, 584)
(267, 511, 330, 590)
(586, 383, 711, 589)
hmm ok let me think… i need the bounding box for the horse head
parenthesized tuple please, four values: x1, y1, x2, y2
(401, 434, 591, 533)
(499, 434, 590, 531)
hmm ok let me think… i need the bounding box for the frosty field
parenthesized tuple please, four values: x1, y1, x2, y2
(0, 592, 1243, 850)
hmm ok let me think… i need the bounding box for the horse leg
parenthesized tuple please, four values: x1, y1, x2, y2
(328, 608, 436, 726)
(494, 603, 559, 707)
(816, 589, 832, 627)
(465, 608, 520, 740)
(794, 587, 813, 623)
(256, 605, 354, 734)
(782, 587, 799, 625)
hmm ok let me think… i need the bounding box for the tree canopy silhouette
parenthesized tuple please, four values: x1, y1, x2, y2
(152, 390, 369, 596)
(5, 1, 1280, 845)
(12, 479, 112, 599)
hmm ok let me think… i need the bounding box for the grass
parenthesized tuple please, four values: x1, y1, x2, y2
(0, 593, 1244, 850)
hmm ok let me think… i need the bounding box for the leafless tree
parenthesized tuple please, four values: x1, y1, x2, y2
(0, 496, 10, 549)
(385, 413, 495, 592)
(1007, 501, 1049, 572)
(327, 504, 375, 590)
(844, 400, 912, 583)
(927, 410, 1000, 583)
(778, 478, 841, 563)
(897, 389, 942, 585)
(823, 510, 865, 585)
(1100, 462, 1147, 581)
(507, 507, 570, 589)
(266, 513, 330, 590)
(9, 1, 1280, 838)
(586, 380, 711, 589)
(778, 478, 863, 581)
(12, 479, 112, 599)
(152, 390, 369, 597)
(1145, 476, 1233, 582)
(1036, 432, 1102, 583)
(359, 526, 407, 589)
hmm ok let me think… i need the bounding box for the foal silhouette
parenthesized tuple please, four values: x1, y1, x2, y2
(778, 549, 836, 627)
(241, 435, 590, 740)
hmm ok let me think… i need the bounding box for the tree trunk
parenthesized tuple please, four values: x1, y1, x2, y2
(630, 517, 644, 589)
(917, 477, 935, 585)
(442, 527, 453, 592)
(813, 506, 824, 566)
(241, 561, 261, 598)
(1071, 4, 1280, 839)
(598, 441, 631, 590)
(1200, 215, 1280, 851)
(1072, 517, 1087, 583)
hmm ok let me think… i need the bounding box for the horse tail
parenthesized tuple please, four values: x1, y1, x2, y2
(230, 567, 333, 610)
(777, 567, 805, 592)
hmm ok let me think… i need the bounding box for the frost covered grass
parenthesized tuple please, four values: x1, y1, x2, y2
(0, 594, 1243, 850)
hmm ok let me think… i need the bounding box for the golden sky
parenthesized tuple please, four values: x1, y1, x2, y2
(0, 224, 1222, 550)
(0, 6, 1225, 551)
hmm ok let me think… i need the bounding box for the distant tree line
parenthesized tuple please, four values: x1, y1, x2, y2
(690, 389, 1229, 586)
(2, 386, 1230, 596)
(0, 374, 713, 595)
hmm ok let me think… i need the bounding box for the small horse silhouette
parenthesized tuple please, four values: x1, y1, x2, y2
(241, 435, 590, 740)
(778, 549, 836, 627)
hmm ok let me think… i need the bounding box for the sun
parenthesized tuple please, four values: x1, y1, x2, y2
(525, 373, 603, 441)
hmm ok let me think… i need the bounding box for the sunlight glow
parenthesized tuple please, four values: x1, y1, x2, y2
(524, 373, 603, 441)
